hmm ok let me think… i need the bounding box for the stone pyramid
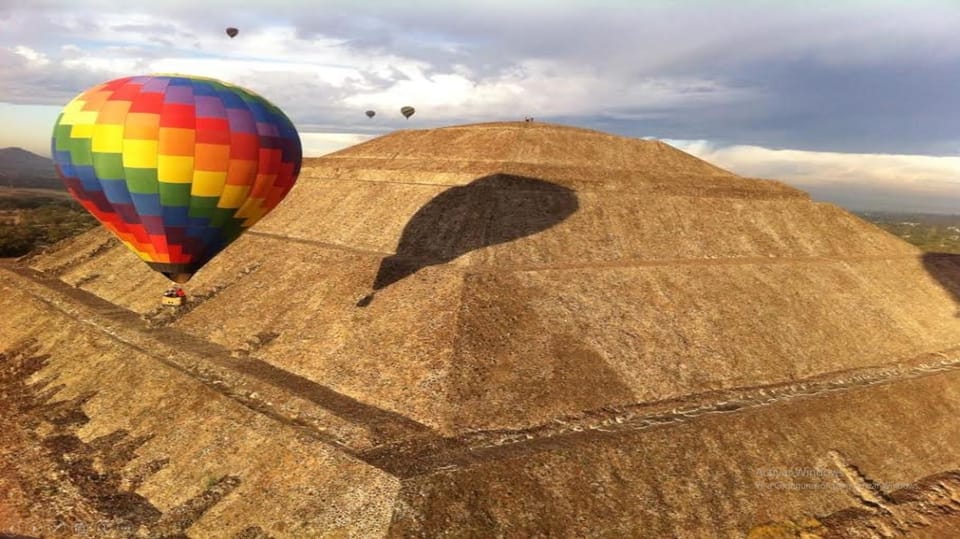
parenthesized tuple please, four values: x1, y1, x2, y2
(3, 121, 960, 537)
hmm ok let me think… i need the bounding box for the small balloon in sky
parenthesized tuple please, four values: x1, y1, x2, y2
(365, 110, 376, 118)
(226, 27, 239, 38)
(50, 74, 303, 283)
(400, 106, 415, 119)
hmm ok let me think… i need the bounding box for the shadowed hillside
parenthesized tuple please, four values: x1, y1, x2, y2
(3, 121, 960, 537)
(0, 147, 61, 191)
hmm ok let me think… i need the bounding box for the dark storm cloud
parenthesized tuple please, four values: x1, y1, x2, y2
(279, 1, 960, 154)
(589, 54, 960, 155)
(701, 58, 960, 154)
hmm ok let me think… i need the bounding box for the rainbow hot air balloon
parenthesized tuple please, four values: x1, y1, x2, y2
(51, 74, 302, 283)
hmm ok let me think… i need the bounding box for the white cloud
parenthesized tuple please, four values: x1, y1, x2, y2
(1, 8, 755, 137)
(670, 140, 960, 188)
(300, 132, 373, 157)
(667, 139, 960, 213)
(345, 59, 750, 121)
(13, 45, 49, 67)
(61, 54, 142, 74)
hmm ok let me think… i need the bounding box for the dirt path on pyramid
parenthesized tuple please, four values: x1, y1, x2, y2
(4, 260, 960, 480)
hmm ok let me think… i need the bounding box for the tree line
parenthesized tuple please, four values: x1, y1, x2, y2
(0, 195, 97, 257)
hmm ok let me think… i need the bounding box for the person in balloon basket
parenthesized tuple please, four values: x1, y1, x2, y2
(163, 287, 186, 298)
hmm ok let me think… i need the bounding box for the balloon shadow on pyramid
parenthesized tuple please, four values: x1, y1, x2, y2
(923, 252, 960, 317)
(358, 174, 579, 306)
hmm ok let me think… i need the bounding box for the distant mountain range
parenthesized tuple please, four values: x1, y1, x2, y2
(0, 147, 64, 191)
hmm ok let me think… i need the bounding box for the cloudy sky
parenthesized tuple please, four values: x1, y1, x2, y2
(1, 0, 959, 213)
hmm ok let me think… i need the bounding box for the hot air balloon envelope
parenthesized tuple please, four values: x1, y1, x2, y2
(50, 74, 303, 283)
(365, 110, 375, 118)
(226, 27, 238, 38)
(400, 106, 415, 119)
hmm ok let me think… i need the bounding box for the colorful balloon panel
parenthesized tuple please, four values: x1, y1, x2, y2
(51, 75, 302, 283)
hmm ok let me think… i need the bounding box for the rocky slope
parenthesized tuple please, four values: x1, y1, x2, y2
(3, 121, 960, 537)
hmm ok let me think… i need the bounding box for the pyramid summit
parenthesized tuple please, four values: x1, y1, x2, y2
(3, 121, 960, 536)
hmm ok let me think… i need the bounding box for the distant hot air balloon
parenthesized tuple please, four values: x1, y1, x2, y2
(50, 74, 303, 283)
(365, 110, 375, 118)
(400, 106, 415, 119)
(226, 27, 239, 38)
